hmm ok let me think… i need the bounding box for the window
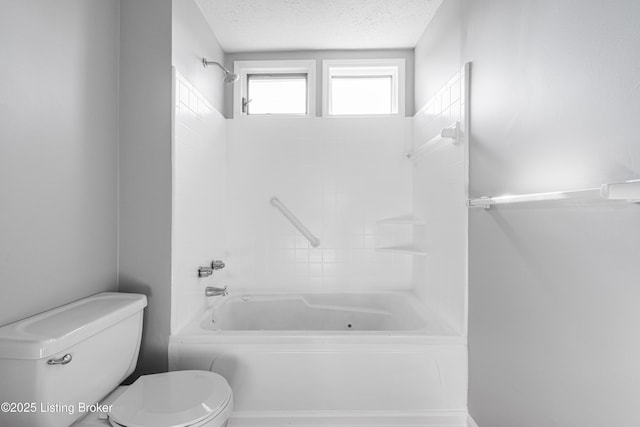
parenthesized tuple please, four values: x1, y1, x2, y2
(322, 59, 405, 117)
(234, 60, 316, 117)
(246, 74, 307, 115)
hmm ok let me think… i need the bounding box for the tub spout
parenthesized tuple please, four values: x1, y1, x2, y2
(205, 286, 228, 297)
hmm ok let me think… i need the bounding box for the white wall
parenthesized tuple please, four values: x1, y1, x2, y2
(414, 0, 462, 110)
(464, 0, 640, 426)
(223, 50, 415, 118)
(171, 71, 227, 333)
(118, 0, 173, 375)
(0, 0, 119, 325)
(172, 0, 225, 113)
(225, 118, 414, 291)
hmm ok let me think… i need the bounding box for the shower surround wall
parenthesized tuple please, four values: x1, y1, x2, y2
(411, 68, 467, 335)
(170, 0, 227, 335)
(412, 0, 467, 335)
(224, 118, 414, 291)
(171, 72, 227, 334)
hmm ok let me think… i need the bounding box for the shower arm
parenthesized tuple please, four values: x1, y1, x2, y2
(202, 58, 239, 85)
(202, 58, 231, 74)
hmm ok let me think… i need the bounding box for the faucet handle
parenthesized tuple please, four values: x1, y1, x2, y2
(198, 266, 213, 277)
(211, 260, 226, 270)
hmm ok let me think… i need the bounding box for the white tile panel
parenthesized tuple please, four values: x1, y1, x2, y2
(411, 68, 468, 334)
(171, 71, 228, 334)
(225, 117, 413, 291)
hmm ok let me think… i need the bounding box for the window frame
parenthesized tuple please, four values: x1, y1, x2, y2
(322, 59, 406, 118)
(233, 60, 316, 118)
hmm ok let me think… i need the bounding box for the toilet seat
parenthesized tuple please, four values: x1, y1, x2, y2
(108, 371, 232, 427)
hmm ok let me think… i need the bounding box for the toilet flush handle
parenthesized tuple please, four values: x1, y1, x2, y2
(47, 353, 72, 365)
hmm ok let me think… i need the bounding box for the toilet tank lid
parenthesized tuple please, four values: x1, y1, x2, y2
(0, 292, 147, 360)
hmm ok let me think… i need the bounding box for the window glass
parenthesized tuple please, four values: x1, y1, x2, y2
(323, 59, 405, 117)
(247, 74, 307, 115)
(330, 76, 393, 115)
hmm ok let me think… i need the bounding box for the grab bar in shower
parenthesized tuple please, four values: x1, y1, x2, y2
(270, 197, 320, 248)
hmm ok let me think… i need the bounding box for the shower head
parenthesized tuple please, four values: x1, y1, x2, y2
(202, 58, 239, 85)
(223, 71, 240, 85)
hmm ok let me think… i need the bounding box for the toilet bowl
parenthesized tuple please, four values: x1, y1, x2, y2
(0, 292, 233, 427)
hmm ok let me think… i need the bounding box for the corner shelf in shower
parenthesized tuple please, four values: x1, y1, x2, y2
(375, 215, 427, 255)
(375, 245, 427, 256)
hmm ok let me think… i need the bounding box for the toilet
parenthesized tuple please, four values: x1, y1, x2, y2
(0, 292, 233, 427)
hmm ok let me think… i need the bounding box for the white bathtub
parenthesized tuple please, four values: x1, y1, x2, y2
(169, 291, 467, 427)
(208, 292, 427, 332)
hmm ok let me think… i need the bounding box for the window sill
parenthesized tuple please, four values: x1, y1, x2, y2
(235, 114, 315, 120)
(323, 113, 405, 119)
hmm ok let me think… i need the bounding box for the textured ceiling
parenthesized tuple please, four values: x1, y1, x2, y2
(195, 0, 443, 52)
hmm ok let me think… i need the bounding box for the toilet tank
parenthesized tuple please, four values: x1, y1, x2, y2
(0, 292, 147, 427)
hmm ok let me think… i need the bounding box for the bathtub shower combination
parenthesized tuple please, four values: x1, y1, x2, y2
(170, 64, 471, 426)
(169, 292, 467, 426)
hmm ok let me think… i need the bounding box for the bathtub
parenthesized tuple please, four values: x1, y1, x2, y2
(169, 291, 467, 427)
(209, 292, 428, 332)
